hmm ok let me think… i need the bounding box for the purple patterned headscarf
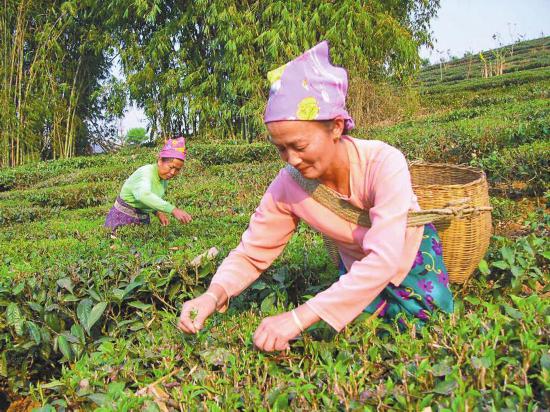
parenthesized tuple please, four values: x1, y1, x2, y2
(159, 136, 186, 161)
(264, 41, 355, 132)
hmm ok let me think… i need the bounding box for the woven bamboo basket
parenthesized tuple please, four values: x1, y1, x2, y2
(409, 163, 492, 284)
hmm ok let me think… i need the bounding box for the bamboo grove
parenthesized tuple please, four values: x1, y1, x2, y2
(0, 0, 439, 167)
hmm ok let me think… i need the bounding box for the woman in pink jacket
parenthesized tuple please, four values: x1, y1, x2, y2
(178, 41, 453, 352)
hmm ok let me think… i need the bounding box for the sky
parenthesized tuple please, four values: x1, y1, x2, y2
(420, 0, 550, 63)
(121, 0, 550, 133)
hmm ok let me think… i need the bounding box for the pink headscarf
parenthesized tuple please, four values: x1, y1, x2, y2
(159, 136, 186, 161)
(264, 41, 355, 132)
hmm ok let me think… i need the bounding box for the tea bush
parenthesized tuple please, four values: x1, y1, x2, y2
(473, 140, 550, 195)
(189, 143, 277, 165)
(423, 66, 550, 95)
(0, 200, 55, 225)
(370, 99, 550, 167)
(0, 182, 116, 209)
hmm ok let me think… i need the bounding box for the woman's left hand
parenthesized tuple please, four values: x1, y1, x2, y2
(156, 211, 170, 226)
(253, 311, 301, 352)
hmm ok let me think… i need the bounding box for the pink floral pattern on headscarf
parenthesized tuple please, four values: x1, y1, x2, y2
(159, 136, 186, 161)
(264, 41, 355, 132)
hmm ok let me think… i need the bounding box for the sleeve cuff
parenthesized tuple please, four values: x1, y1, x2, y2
(210, 282, 231, 313)
(305, 301, 343, 332)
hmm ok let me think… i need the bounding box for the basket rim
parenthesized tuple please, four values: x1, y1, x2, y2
(409, 162, 487, 189)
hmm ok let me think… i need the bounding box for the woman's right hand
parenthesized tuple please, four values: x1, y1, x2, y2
(177, 294, 217, 334)
(172, 208, 192, 224)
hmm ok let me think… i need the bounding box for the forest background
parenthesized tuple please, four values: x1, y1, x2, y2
(0, 0, 439, 166)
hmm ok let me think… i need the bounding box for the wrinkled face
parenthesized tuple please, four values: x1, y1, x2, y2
(267, 120, 341, 179)
(157, 158, 184, 180)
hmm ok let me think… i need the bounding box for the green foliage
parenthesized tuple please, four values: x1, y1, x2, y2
(0, 0, 120, 166)
(189, 143, 278, 165)
(472, 140, 550, 195)
(125, 128, 148, 146)
(423, 66, 550, 96)
(480, 232, 549, 293)
(113, 0, 439, 140)
(368, 99, 550, 169)
(1, 26, 549, 411)
(0, 201, 54, 226)
(0, 139, 548, 409)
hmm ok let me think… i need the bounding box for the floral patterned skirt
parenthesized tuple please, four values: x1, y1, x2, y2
(339, 223, 454, 324)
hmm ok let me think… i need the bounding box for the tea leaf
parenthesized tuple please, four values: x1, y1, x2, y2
(122, 277, 145, 299)
(71, 324, 86, 343)
(6, 302, 25, 335)
(433, 378, 458, 394)
(112, 288, 125, 301)
(503, 305, 523, 320)
(251, 280, 268, 290)
(87, 393, 108, 406)
(40, 380, 64, 389)
(6, 302, 21, 324)
(501, 246, 514, 264)
(77, 299, 93, 333)
(27, 321, 42, 345)
(12, 281, 25, 295)
(128, 301, 152, 311)
(492, 260, 509, 270)
(87, 289, 101, 302)
(260, 292, 276, 313)
(510, 265, 524, 278)
(56, 277, 74, 294)
(57, 335, 72, 361)
(464, 296, 480, 305)
(87, 302, 108, 331)
(478, 259, 490, 275)
(0, 351, 7, 377)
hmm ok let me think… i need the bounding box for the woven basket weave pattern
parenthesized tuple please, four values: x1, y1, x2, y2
(410, 163, 492, 284)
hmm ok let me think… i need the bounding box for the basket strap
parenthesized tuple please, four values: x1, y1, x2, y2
(285, 164, 492, 229)
(322, 234, 341, 267)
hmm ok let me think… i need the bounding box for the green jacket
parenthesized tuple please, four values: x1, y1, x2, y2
(119, 164, 175, 214)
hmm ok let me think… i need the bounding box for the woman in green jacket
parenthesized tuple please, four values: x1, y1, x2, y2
(104, 137, 192, 230)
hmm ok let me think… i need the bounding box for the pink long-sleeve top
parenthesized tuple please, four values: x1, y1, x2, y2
(211, 136, 424, 332)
